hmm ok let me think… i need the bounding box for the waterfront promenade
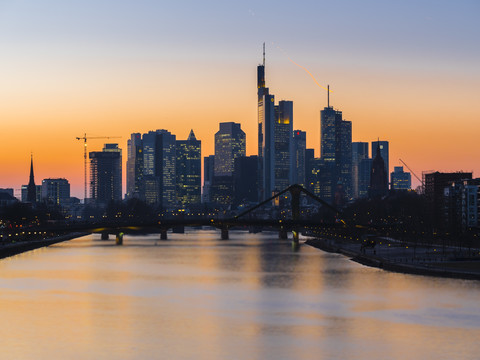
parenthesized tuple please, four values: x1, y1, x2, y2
(306, 236, 480, 280)
(0, 232, 88, 260)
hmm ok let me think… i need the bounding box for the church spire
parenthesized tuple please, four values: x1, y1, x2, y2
(187, 129, 196, 141)
(27, 154, 36, 203)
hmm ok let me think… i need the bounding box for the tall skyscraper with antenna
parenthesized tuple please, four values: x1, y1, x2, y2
(257, 44, 293, 200)
(320, 87, 352, 204)
(257, 43, 275, 200)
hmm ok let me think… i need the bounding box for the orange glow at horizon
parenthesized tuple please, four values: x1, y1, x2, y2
(1, 48, 479, 199)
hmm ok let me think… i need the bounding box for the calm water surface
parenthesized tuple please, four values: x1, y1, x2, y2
(0, 230, 479, 359)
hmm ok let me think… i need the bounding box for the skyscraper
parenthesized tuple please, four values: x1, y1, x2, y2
(320, 97, 352, 203)
(176, 130, 201, 206)
(142, 130, 176, 208)
(257, 44, 294, 199)
(212, 122, 245, 206)
(292, 130, 307, 187)
(89, 144, 122, 205)
(233, 155, 259, 206)
(274, 100, 293, 191)
(352, 142, 369, 198)
(214, 122, 245, 177)
(359, 158, 373, 198)
(126, 133, 143, 199)
(202, 155, 215, 204)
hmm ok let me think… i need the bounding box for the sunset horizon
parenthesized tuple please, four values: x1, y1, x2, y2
(1, 1, 478, 198)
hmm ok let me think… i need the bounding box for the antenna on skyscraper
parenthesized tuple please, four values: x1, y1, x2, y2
(327, 85, 330, 107)
(263, 42, 265, 66)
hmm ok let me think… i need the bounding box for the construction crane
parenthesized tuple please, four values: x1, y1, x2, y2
(399, 158, 424, 188)
(76, 133, 121, 202)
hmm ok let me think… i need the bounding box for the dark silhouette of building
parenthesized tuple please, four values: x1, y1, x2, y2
(210, 175, 234, 207)
(274, 100, 293, 191)
(352, 142, 369, 198)
(369, 145, 388, 198)
(41, 178, 70, 206)
(126, 133, 143, 199)
(257, 44, 274, 201)
(0, 188, 14, 197)
(292, 130, 306, 187)
(233, 156, 259, 206)
(320, 95, 352, 203)
(391, 166, 411, 190)
(359, 158, 373, 198)
(444, 178, 480, 233)
(176, 130, 201, 207)
(425, 171, 472, 229)
(0, 192, 17, 207)
(202, 155, 215, 204)
(142, 130, 176, 208)
(372, 141, 389, 179)
(89, 144, 122, 205)
(27, 155, 36, 203)
(305, 148, 315, 193)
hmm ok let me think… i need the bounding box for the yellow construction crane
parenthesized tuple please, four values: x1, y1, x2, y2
(76, 133, 121, 202)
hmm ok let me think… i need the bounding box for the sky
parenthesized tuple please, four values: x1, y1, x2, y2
(0, 0, 479, 198)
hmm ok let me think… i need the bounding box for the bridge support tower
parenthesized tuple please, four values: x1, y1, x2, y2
(279, 227, 288, 239)
(101, 232, 109, 240)
(160, 229, 168, 240)
(115, 232, 124, 245)
(221, 226, 229, 240)
(291, 185, 301, 245)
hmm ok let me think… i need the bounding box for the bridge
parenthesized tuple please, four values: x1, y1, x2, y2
(3, 185, 346, 246)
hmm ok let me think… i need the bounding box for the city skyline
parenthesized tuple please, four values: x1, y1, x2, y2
(1, 1, 479, 198)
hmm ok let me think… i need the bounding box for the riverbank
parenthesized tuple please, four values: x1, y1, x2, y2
(0, 232, 89, 260)
(305, 237, 480, 281)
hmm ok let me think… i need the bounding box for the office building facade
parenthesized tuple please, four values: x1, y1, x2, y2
(126, 133, 143, 199)
(214, 122, 245, 177)
(41, 178, 70, 206)
(320, 105, 352, 204)
(142, 130, 176, 208)
(89, 144, 122, 205)
(274, 100, 293, 191)
(391, 166, 411, 190)
(292, 130, 306, 187)
(176, 130, 201, 207)
(352, 142, 369, 198)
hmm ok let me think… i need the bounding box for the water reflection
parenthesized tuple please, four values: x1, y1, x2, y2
(0, 230, 479, 359)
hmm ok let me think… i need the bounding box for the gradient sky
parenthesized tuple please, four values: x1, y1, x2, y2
(1, 0, 479, 198)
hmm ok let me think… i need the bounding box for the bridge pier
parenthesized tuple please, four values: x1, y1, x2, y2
(115, 232, 124, 245)
(292, 229, 299, 244)
(279, 227, 288, 240)
(221, 227, 229, 240)
(101, 232, 109, 240)
(291, 185, 300, 246)
(160, 229, 168, 240)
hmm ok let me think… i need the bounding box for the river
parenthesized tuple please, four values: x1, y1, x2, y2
(0, 230, 479, 359)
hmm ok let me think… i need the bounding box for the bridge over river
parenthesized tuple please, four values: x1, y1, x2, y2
(8, 185, 349, 246)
